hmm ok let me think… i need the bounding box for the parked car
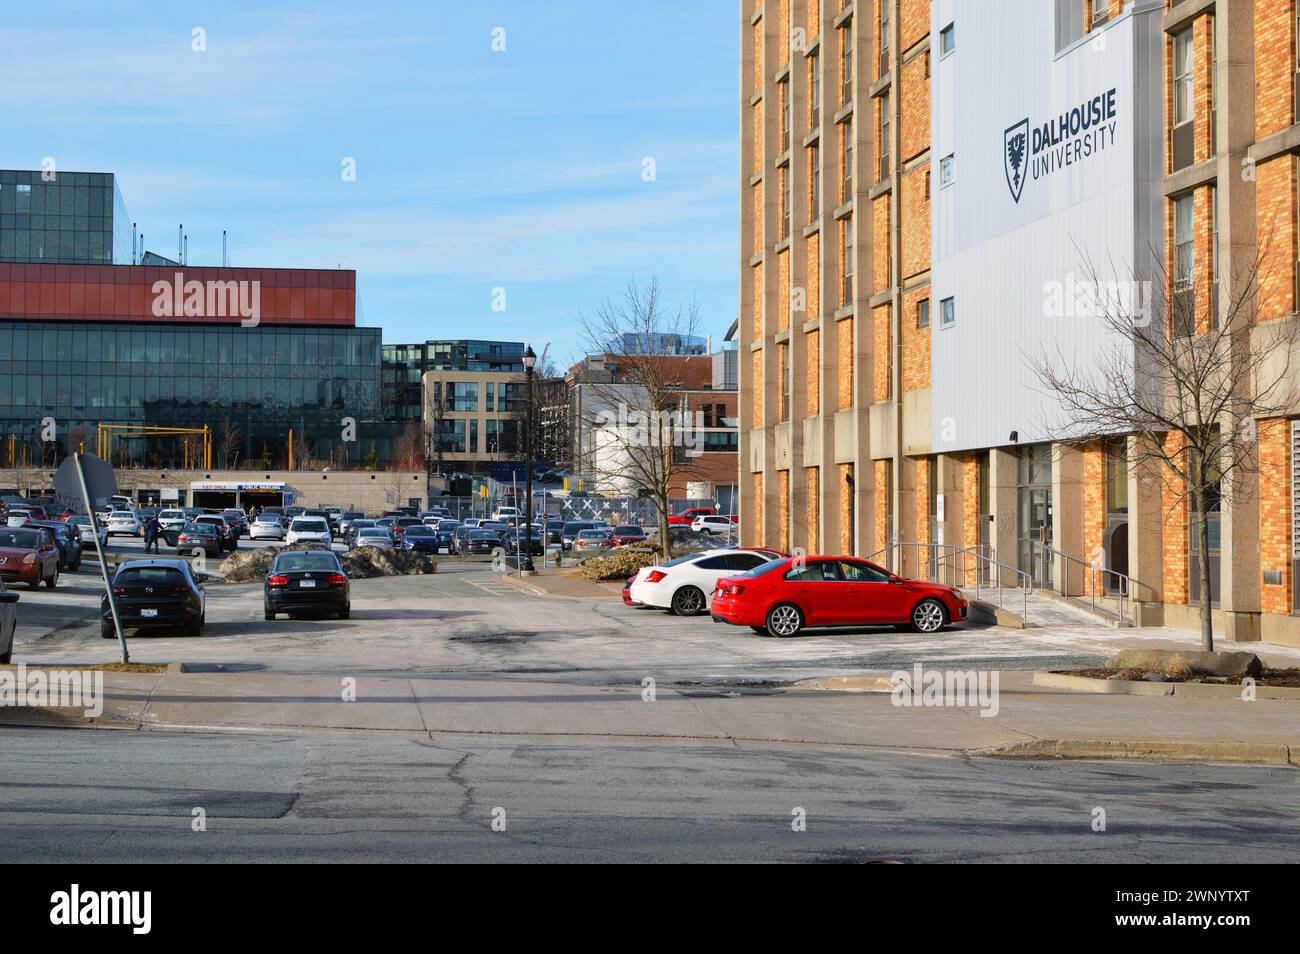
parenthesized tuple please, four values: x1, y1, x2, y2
(503, 528, 544, 557)
(691, 514, 738, 536)
(175, 522, 223, 558)
(398, 525, 439, 554)
(222, 509, 250, 537)
(323, 507, 344, 533)
(5, 508, 35, 528)
(157, 509, 189, 537)
(710, 555, 969, 636)
(561, 521, 602, 550)
(0, 526, 60, 589)
(491, 506, 520, 523)
(286, 517, 332, 548)
(462, 530, 503, 555)
(346, 519, 377, 547)
(629, 548, 782, 616)
(339, 511, 366, 537)
(622, 575, 638, 607)
(264, 549, 350, 620)
(250, 514, 287, 541)
(353, 527, 393, 550)
(610, 525, 648, 546)
(101, 559, 206, 638)
(106, 510, 141, 537)
(194, 515, 237, 552)
(0, 579, 17, 663)
(668, 506, 716, 527)
(461, 518, 482, 529)
(66, 514, 108, 549)
(391, 517, 424, 542)
(262, 506, 287, 527)
(429, 520, 459, 553)
(544, 520, 566, 545)
(574, 529, 613, 552)
(26, 520, 83, 571)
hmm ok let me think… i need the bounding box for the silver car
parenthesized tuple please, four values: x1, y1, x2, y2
(353, 527, 393, 550)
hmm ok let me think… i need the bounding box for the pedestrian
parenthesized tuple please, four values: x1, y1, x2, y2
(142, 513, 160, 554)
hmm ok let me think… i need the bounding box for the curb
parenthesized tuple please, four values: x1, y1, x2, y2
(972, 738, 1298, 766)
(1034, 670, 1300, 700)
(793, 674, 895, 692)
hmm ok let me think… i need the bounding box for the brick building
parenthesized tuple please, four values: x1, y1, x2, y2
(739, 0, 1300, 647)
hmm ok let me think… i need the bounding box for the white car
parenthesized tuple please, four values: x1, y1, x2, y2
(691, 514, 738, 536)
(250, 515, 287, 541)
(67, 515, 108, 548)
(629, 548, 782, 616)
(286, 517, 332, 547)
(491, 507, 520, 522)
(157, 509, 188, 533)
(106, 511, 141, 536)
(353, 527, 393, 550)
(5, 509, 33, 527)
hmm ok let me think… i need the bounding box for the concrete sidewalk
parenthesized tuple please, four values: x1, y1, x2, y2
(504, 569, 625, 599)
(2, 668, 1296, 765)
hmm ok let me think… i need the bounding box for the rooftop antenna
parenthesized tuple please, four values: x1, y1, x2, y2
(178, 224, 183, 262)
(183, 234, 188, 265)
(222, 230, 227, 267)
(139, 232, 144, 262)
(131, 222, 138, 265)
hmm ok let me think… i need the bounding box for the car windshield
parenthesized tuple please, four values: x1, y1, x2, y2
(438, 521, 459, 530)
(739, 558, 786, 578)
(579, 530, 605, 539)
(184, 524, 216, 536)
(614, 526, 641, 534)
(0, 530, 40, 548)
(256, 516, 280, 523)
(344, 512, 364, 519)
(358, 529, 387, 537)
(116, 567, 186, 586)
(291, 519, 328, 532)
(274, 553, 341, 573)
(470, 531, 499, 540)
(110, 511, 133, 518)
(404, 526, 434, 536)
(68, 516, 89, 526)
(160, 510, 183, 518)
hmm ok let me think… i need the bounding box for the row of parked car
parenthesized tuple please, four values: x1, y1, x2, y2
(622, 547, 970, 638)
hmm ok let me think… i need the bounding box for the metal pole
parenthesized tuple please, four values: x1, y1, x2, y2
(521, 362, 535, 573)
(74, 453, 128, 663)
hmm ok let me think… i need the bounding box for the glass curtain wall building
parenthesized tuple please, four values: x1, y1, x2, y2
(0, 170, 134, 265)
(382, 339, 524, 422)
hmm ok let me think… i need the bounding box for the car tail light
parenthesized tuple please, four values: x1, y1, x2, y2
(112, 586, 127, 595)
(645, 570, 667, 583)
(267, 574, 290, 587)
(719, 583, 745, 597)
(326, 573, 346, 585)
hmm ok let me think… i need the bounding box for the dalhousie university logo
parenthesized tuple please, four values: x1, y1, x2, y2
(1004, 118, 1029, 204)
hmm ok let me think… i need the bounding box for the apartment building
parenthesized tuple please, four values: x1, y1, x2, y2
(740, 0, 1300, 647)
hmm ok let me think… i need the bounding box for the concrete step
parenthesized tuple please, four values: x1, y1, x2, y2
(1032, 588, 1133, 628)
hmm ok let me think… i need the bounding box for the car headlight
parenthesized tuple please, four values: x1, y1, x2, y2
(949, 587, 964, 599)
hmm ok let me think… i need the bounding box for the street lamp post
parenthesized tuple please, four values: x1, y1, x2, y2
(520, 345, 537, 573)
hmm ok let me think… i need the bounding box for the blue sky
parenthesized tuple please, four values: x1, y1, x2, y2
(0, 1, 739, 362)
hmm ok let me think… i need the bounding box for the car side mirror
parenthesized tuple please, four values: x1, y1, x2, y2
(888, 576, 904, 584)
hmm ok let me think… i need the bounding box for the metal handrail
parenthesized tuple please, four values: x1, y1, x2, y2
(865, 541, 1033, 623)
(1028, 539, 1153, 627)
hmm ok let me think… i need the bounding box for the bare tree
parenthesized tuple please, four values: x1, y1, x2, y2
(577, 276, 706, 559)
(392, 420, 425, 472)
(217, 417, 243, 470)
(1028, 245, 1299, 651)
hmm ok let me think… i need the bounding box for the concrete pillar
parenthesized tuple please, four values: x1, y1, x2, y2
(988, 447, 1019, 588)
(935, 453, 964, 586)
(896, 455, 919, 578)
(1051, 442, 1085, 596)
(1127, 435, 1165, 626)
(1219, 435, 1262, 641)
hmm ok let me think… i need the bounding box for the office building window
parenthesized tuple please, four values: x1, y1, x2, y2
(917, 298, 929, 329)
(841, 215, 853, 305)
(878, 91, 890, 181)
(780, 80, 790, 152)
(1055, 0, 1084, 51)
(878, 0, 889, 77)
(940, 297, 955, 327)
(809, 143, 820, 218)
(840, 24, 852, 105)
(1173, 29, 1193, 126)
(1173, 192, 1195, 336)
(939, 23, 955, 57)
(940, 154, 955, 187)
(809, 53, 820, 128)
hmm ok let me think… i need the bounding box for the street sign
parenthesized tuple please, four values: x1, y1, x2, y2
(53, 452, 117, 506)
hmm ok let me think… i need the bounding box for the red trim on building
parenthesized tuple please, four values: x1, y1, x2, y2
(0, 263, 356, 327)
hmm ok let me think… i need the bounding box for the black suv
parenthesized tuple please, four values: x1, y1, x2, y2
(26, 519, 83, 570)
(102, 559, 206, 638)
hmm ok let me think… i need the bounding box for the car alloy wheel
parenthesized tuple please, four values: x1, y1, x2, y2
(912, 598, 946, 634)
(766, 603, 804, 638)
(671, 586, 706, 616)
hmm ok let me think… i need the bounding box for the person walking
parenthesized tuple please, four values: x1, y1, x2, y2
(142, 513, 160, 554)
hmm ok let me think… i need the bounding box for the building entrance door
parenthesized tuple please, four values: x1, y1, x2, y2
(1017, 444, 1053, 588)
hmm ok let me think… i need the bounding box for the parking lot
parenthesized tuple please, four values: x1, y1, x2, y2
(3, 528, 1136, 685)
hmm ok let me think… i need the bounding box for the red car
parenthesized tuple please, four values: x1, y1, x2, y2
(667, 507, 715, 527)
(611, 525, 648, 546)
(710, 555, 967, 637)
(0, 526, 61, 589)
(622, 575, 638, 605)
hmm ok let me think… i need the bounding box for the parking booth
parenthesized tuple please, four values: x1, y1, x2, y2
(190, 480, 287, 512)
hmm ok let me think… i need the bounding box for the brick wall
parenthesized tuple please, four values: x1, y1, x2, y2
(962, 452, 979, 585)
(778, 248, 790, 331)
(901, 285, 930, 392)
(873, 194, 890, 293)
(1259, 417, 1292, 616)
(1162, 431, 1189, 605)
(841, 463, 855, 553)
(872, 304, 891, 402)
(779, 469, 790, 552)
(751, 262, 763, 342)
(1255, 0, 1296, 141)
(900, 0, 928, 51)
(752, 182, 763, 257)
(752, 348, 764, 428)
(1256, 155, 1297, 321)
(750, 471, 764, 547)
(752, 102, 763, 176)
(900, 163, 930, 281)
(899, 53, 929, 164)
(915, 457, 931, 554)
(779, 0, 790, 68)
(874, 459, 889, 552)
(1083, 440, 1106, 591)
(806, 328, 820, 416)
(806, 465, 819, 553)
(806, 230, 820, 317)
(752, 17, 763, 95)
(838, 316, 854, 410)
(805, 0, 821, 38)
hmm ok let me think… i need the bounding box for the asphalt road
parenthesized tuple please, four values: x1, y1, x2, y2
(3, 726, 1297, 862)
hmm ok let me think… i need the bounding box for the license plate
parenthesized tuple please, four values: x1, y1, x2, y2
(299, 579, 316, 588)
(141, 608, 158, 618)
